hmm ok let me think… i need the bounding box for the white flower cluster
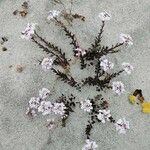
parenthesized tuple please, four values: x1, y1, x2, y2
(53, 102, 66, 115)
(99, 11, 111, 21)
(109, 62, 133, 95)
(21, 23, 37, 40)
(112, 81, 125, 95)
(99, 57, 133, 95)
(98, 12, 133, 46)
(47, 10, 60, 20)
(41, 57, 53, 71)
(82, 118, 129, 150)
(82, 139, 98, 150)
(119, 33, 133, 46)
(46, 118, 56, 130)
(97, 109, 112, 123)
(100, 57, 114, 71)
(100, 57, 133, 74)
(26, 88, 66, 117)
(115, 118, 130, 134)
(75, 48, 86, 57)
(122, 62, 134, 75)
(97, 109, 130, 134)
(80, 99, 93, 112)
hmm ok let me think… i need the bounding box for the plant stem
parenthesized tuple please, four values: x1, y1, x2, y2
(32, 37, 69, 69)
(54, 18, 79, 49)
(89, 21, 105, 51)
(51, 68, 77, 87)
(102, 70, 124, 85)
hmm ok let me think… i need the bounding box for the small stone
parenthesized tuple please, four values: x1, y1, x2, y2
(16, 65, 24, 73)
(2, 47, 7, 51)
(9, 65, 13, 68)
(13, 10, 18, 15)
(19, 10, 28, 17)
(22, 1, 28, 9)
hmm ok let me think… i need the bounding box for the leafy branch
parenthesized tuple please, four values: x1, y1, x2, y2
(98, 43, 123, 57)
(51, 68, 77, 87)
(82, 69, 124, 91)
(89, 21, 105, 51)
(32, 35, 69, 68)
(54, 18, 79, 49)
(102, 70, 124, 85)
(58, 94, 76, 127)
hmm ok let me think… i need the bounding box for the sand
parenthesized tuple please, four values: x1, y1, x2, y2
(0, 0, 150, 150)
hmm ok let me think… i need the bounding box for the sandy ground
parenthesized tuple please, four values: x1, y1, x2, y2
(0, 0, 150, 150)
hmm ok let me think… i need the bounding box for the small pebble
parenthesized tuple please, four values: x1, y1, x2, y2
(16, 65, 24, 73)
(2, 47, 7, 51)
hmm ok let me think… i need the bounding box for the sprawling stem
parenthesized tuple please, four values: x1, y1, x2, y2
(99, 43, 123, 57)
(32, 36, 69, 68)
(82, 70, 124, 90)
(54, 18, 79, 49)
(89, 21, 105, 51)
(51, 68, 77, 87)
(102, 70, 124, 85)
(85, 42, 123, 61)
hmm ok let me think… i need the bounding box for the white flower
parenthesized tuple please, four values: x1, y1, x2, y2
(39, 88, 50, 99)
(47, 10, 60, 20)
(122, 62, 134, 75)
(75, 48, 86, 57)
(52, 102, 66, 115)
(112, 81, 125, 95)
(98, 11, 111, 21)
(81, 99, 93, 112)
(119, 33, 133, 45)
(21, 23, 37, 40)
(46, 118, 55, 130)
(41, 58, 53, 71)
(29, 97, 40, 109)
(82, 139, 98, 150)
(38, 101, 53, 115)
(115, 118, 130, 134)
(97, 109, 111, 123)
(100, 57, 114, 71)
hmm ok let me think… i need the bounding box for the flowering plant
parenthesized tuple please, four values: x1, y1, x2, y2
(22, 10, 133, 149)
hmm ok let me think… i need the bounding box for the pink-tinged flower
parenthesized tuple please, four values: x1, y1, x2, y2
(29, 97, 40, 109)
(21, 23, 37, 40)
(97, 109, 111, 123)
(119, 33, 133, 45)
(115, 118, 130, 134)
(82, 139, 98, 150)
(46, 118, 56, 130)
(38, 101, 53, 115)
(100, 57, 114, 71)
(75, 48, 86, 57)
(39, 88, 50, 99)
(81, 99, 93, 112)
(47, 10, 60, 20)
(52, 102, 66, 115)
(112, 81, 125, 95)
(98, 11, 111, 21)
(41, 58, 53, 71)
(122, 62, 134, 75)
